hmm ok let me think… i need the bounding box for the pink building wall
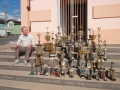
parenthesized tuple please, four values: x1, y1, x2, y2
(87, 0, 120, 44)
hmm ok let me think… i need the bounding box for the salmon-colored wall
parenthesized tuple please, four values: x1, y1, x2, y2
(29, 9, 51, 22)
(20, 0, 29, 30)
(94, 29, 120, 44)
(93, 3, 120, 18)
(29, 0, 57, 43)
(88, 0, 120, 44)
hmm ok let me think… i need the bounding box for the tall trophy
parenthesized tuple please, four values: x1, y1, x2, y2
(108, 62, 116, 81)
(86, 60, 92, 80)
(103, 40, 107, 61)
(35, 33, 44, 67)
(92, 59, 96, 79)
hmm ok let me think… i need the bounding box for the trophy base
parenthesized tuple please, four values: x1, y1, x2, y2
(40, 72, 45, 75)
(29, 72, 34, 75)
(92, 74, 96, 79)
(45, 73, 49, 76)
(108, 77, 116, 81)
(69, 75, 74, 78)
(104, 58, 107, 61)
(80, 74, 84, 79)
(61, 72, 65, 76)
(86, 75, 91, 80)
(50, 73, 55, 76)
(96, 77, 100, 81)
(103, 78, 107, 81)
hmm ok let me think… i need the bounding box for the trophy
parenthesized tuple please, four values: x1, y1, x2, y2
(108, 62, 116, 81)
(35, 33, 44, 67)
(92, 60, 96, 79)
(29, 62, 34, 75)
(50, 67, 55, 76)
(86, 60, 92, 80)
(35, 67, 38, 75)
(55, 68, 61, 77)
(79, 60, 85, 79)
(44, 66, 49, 76)
(60, 68, 65, 76)
(101, 68, 107, 81)
(69, 67, 74, 78)
(103, 40, 107, 61)
(96, 69, 100, 81)
(40, 65, 44, 75)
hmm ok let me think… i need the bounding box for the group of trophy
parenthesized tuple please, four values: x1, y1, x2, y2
(29, 25, 116, 81)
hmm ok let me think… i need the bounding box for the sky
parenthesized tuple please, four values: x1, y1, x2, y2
(0, 0, 20, 21)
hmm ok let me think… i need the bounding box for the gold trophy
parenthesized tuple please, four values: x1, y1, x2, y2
(108, 62, 116, 81)
(35, 33, 44, 67)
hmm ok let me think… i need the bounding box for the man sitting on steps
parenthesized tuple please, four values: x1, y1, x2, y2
(13, 26, 35, 65)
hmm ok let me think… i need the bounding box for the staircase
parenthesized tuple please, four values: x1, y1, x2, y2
(0, 45, 120, 90)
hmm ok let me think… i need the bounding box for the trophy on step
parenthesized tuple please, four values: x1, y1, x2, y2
(92, 59, 96, 79)
(86, 60, 92, 80)
(29, 62, 34, 75)
(108, 62, 116, 81)
(69, 66, 74, 78)
(101, 68, 107, 81)
(35, 33, 44, 67)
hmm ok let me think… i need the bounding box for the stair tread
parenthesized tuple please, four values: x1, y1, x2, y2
(0, 69, 120, 84)
(0, 79, 111, 90)
(0, 61, 120, 72)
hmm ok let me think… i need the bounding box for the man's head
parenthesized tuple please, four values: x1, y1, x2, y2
(21, 26, 28, 36)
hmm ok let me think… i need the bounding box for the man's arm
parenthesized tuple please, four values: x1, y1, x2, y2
(14, 35, 21, 48)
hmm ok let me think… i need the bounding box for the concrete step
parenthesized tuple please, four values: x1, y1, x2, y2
(0, 69, 120, 90)
(0, 49, 120, 59)
(0, 55, 120, 68)
(0, 61, 120, 77)
(0, 79, 112, 90)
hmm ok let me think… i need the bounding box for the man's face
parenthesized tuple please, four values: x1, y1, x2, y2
(22, 27, 28, 35)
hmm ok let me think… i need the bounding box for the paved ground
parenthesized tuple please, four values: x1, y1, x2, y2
(0, 34, 19, 45)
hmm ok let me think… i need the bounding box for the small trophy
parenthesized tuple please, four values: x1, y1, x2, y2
(55, 68, 61, 77)
(69, 67, 74, 78)
(40, 65, 44, 75)
(35, 67, 38, 75)
(108, 62, 116, 81)
(50, 67, 55, 76)
(103, 40, 107, 61)
(101, 68, 107, 81)
(86, 60, 92, 80)
(44, 66, 49, 76)
(96, 69, 100, 81)
(29, 62, 34, 75)
(79, 60, 85, 79)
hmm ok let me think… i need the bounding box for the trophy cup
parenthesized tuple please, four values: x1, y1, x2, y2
(108, 62, 116, 81)
(103, 40, 107, 61)
(44, 27, 51, 51)
(29, 62, 34, 75)
(35, 33, 44, 67)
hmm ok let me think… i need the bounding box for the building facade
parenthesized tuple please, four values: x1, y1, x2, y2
(21, 0, 120, 44)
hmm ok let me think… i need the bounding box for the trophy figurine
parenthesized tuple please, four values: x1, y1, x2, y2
(29, 62, 34, 75)
(103, 40, 107, 61)
(108, 62, 116, 81)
